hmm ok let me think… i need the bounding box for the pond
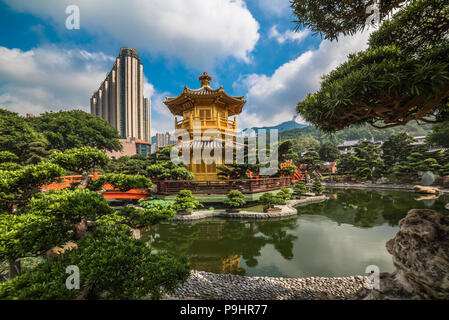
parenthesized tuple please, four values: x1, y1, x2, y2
(143, 189, 449, 278)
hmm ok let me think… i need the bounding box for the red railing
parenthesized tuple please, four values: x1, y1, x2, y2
(156, 177, 291, 195)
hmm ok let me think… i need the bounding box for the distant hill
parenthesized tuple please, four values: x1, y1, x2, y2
(279, 122, 433, 144)
(242, 120, 308, 134)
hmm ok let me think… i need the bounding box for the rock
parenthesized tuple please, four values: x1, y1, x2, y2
(302, 192, 316, 197)
(376, 177, 389, 184)
(413, 185, 440, 195)
(421, 171, 435, 186)
(445, 203, 449, 211)
(356, 209, 449, 300)
(442, 176, 449, 188)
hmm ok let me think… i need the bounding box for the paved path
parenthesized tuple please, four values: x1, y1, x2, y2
(164, 271, 366, 300)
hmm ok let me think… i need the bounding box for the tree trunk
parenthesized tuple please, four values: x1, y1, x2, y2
(79, 171, 90, 189)
(74, 219, 88, 240)
(8, 260, 21, 279)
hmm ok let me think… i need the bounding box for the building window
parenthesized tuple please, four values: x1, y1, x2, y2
(199, 109, 211, 120)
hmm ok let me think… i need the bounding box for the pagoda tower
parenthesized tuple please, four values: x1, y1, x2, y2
(163, 72, 246, 180)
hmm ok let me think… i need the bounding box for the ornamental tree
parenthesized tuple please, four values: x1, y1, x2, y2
(427, 122, 449, 148)
(259, 192, 284, 211)
(0, 109, 50, 164)
(318, 142, 341, 162)
(50, 146, 110, 188)
(294, 0, 449, 131)
(381, 132, 416, 167)
(173, 190, 203, 213)
(27, 110, 122, 152)
(224, 190, 246, 212)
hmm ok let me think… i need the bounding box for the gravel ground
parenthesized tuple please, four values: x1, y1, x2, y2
(164, 270, 367, 300)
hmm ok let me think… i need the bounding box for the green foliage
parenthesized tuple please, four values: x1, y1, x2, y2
(27, 110, 122, 152)
(0, 162, 66, 212)
(276, 188, 293, 204)
(0, 226, 190, 300)
(338, 140, 384, 180)
(427, 122, 449, 148)
(173, 190, 203, 213)
(0, 151, 19, 164)
(147, 163, 194, 181)
(223, 190, 246, 210)
(27, 188, 114, 224)
(311, 180, 325, 195)
(118, 206, 176, 228)
(318, 142, 340, 162)
(0, 109, 50, 164)
(280, 122, 431, 146)
(291, 0, 406, 41)
(88, 173, 152, 192)
(0, 212, 72, 262)
(278, 140, 298, 163)
(50, 146, 110, 174)
(105, 148, 194, 181)
(278, 163, 297, 177)
(259, 192, 284, 211)
(295, 0, 449, 131)
(138, 198, 175, 211)
(381, 132, 417, 167)
(217, 163, 261, 180)
(293, 181, 308, 194)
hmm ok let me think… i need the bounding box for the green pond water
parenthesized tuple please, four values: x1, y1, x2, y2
(143, 189, 449, 278)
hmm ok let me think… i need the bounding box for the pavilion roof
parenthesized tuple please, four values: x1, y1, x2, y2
(163, 72, 246, 116)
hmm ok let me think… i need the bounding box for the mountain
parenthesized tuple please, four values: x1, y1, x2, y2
(242, 120, 308, 134)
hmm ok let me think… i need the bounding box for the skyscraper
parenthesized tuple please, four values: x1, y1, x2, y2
(90, 47, 151, 143)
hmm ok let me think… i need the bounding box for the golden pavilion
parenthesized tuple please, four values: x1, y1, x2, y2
(163, 72, 246, 181)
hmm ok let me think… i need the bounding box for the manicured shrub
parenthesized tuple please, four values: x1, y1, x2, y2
(173, 190, 202, 213)
(311, 180, 325, 195)
(276, 188, 293, 204)
(224, 190, 246, 212)
(259, 192, 284, 212)
(293, 181, 307, 195)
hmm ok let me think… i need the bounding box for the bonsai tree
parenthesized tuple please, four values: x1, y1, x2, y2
(294, 0, 449, 131)
(311, 180, 325, 195)
(259, 192, 284, 212)
(0, 148, 190, 299)
(173, 190, 203, 214)
(224, 190, 246, 212)
(293, 181, 308, 196)
(276, 188, 293, 204)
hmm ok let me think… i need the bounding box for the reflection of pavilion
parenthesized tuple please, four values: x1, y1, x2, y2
(190, 254, 244, 275)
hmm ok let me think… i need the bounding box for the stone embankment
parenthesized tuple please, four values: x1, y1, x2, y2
(164, 271, 366, 300)
(323, 182, 449, 194)
(170, 195, 327, 222)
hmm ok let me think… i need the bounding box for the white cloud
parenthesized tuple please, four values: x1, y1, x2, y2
(235, 31, 372, 129)
(0, 45, 174, 135)
(0, 46, 114, 115)
(2, 0, 260, 69)
(269, 25, 309, 44)
(257, 0, 291, 17)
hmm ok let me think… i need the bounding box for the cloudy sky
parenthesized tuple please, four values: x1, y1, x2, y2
(0, 0, 372, 134)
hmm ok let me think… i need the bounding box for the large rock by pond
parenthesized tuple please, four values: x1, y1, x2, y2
(421, 171, 435, 186)
(413, 185, 440, 195)
(355, 209, 449, 299)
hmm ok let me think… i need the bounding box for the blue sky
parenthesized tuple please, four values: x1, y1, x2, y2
(0, 0, 372, 134)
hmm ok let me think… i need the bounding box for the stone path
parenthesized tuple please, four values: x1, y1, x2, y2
(164, 270, 367, 300)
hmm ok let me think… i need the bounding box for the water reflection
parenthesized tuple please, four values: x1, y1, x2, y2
(143, 189, 448, 277)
